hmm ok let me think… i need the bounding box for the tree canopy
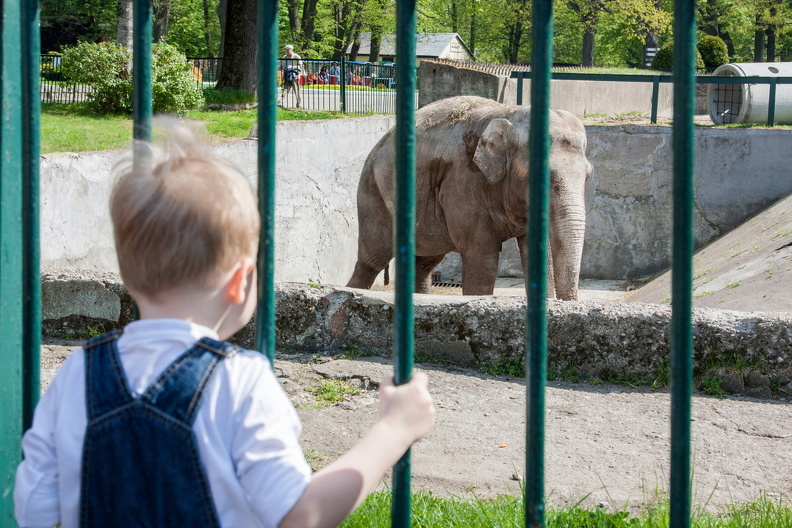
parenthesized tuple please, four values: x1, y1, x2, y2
(43, 0, 792, 72)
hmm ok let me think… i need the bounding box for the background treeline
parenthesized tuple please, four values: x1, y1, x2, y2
(42, 0, 792, 67)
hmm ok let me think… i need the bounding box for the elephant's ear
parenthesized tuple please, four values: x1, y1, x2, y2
(473, 118, 513, 184)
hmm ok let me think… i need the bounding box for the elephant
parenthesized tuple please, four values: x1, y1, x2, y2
(346, 95, 591, 299)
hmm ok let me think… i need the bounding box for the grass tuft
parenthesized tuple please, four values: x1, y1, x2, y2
(339, 491, 792, 527)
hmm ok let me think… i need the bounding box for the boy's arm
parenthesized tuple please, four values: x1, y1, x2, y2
(278, 373, 435, 528)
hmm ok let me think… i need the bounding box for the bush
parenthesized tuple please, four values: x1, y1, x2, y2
(60, 41, 203, 114)
(651, 41, 705, 72)
(61, 42, 132, 113)
(151, 43, 204, 114)
(697, 35, 729, 69)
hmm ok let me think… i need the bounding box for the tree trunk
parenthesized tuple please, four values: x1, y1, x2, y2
(203, 0, 214, 56)
(217, 0, 228, 59)
(287, 0, 300, 35)
(302, 0, 319, 45)
(117, 0, 133, 51)
(766, 26, 776, 61)
(507, 21, 523, 64)
(349, 31, 361, 61)
(369, 33, 381, 63)
(215, 0, 257, 92)
(451, 0, 458, 33)
(153, 0, 171, 43)
(581, 27, 595, 67)
(754, 29, 765, 62)
(469, 0, 476, 55)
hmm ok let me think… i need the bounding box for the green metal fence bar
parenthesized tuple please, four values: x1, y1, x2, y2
(525, 1, 553, 527)
(0, 0, 26, 518)
(670, 0, 697, 526)
(339, 56, 347, 113)
(256, 0, 278, 364)
(391, 0, 417, 525)
(511, 72, 792, 126)
(651, 75, 661, 124)
(132, 0, 152, 145)
(22, 0, 42, 429)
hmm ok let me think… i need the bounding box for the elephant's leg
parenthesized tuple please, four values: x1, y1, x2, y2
(347, 178, 393, 290)
(460, 250, 500, 295)
(516, 236, 557, 298)
(415, 255, 446, 294)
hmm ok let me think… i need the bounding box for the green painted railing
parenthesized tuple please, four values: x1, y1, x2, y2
(1, 0, 700, 525)
(1, 0, 41, 520)
(512, 71, 792, 127)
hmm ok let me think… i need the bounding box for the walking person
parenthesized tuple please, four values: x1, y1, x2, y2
(279, 44, 303, 108)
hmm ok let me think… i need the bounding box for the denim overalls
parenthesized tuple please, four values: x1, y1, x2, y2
(79, 330, 238, 527)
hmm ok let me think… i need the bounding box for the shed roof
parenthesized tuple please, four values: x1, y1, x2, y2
(348, 32, 473, 59)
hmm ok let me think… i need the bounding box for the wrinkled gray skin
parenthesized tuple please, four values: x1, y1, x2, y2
(347, 95, 591, 299)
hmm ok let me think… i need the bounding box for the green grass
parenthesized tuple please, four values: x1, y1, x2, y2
(41, 103, 360, 153)
(304, 378, 361, 407)
(339, 491, 792, 527)
(41, 103, 134, 153)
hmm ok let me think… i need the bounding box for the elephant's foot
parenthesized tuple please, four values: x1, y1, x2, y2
(346, 261, 383, 290)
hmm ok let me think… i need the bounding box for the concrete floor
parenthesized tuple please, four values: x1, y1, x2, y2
(492, 278, 631, 302)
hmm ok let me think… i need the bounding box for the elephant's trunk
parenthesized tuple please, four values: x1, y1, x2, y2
(550, 197, 587, 301)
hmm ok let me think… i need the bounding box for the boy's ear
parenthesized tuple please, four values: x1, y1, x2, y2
(226, 259, 255, 304)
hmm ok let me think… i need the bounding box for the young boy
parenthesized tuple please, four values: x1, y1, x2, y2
(14, 128, 436, 528)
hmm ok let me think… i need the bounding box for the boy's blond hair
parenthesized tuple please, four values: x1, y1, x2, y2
(111, 126, 260, 298)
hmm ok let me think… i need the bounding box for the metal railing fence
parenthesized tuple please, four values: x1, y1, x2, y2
(512, 70, 792, 126)
(2, 0, 699, 526)
(39, 53, 408, 114)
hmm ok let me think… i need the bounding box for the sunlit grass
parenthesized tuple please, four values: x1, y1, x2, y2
(339, 491, 792, 527)
(41, 103, 358, 153)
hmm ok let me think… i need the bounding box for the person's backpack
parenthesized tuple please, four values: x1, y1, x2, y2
(285, 68, 300, 83)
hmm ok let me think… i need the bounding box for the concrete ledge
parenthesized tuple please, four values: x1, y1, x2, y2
(42, 275, 792, 382)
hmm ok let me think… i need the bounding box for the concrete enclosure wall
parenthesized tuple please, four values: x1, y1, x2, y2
(418, 60, 676, 117)
(41, 119, 792, 284)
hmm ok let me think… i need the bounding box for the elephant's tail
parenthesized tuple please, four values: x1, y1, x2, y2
(384, 264, 389, 285)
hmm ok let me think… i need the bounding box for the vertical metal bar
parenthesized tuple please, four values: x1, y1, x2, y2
(767, 77, 777, 127)
(525, 0, 553, 527)
(651, 75, 660, 124)
(256, 0, 278, 365)
(133, 0, 152, 145)
(670, 0, 696, 526)
(391, 0, 416, 525)
(516, 71, 525, 105)
(0, 0, 25, 518)
(340, 56, 347, 113)
(22, 0, 42, 429)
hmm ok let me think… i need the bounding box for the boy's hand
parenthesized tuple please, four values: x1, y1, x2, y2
(377, 372, 436, 446)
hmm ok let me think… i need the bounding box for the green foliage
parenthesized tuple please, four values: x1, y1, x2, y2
(61, 42, 132, 113)
(60, 41, 203, 114)
(651, 41, 706, 71)
(701, 375, 727, 397)
(306, 378, 361, 407)
(697, 35, 729, 68)
(167, 0, 221, 57)
(479, 357, 524, 377)
(151, 43, 205, 114)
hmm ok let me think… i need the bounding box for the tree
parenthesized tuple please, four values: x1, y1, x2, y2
(214, 0, 257, 92)
(117, 0, 133, 49)
(566, 0, 609, 67)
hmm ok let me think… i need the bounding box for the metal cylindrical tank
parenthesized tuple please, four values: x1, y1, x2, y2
(708, 62, 792, 125)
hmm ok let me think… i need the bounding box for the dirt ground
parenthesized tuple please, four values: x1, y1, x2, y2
(40, 338, 792, 513)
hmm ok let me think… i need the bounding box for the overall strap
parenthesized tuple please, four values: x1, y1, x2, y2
(83, 331, 130, 422)
(141, 337, 238, 425)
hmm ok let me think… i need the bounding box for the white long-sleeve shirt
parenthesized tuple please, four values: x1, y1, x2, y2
(15, 319, 311, 528)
